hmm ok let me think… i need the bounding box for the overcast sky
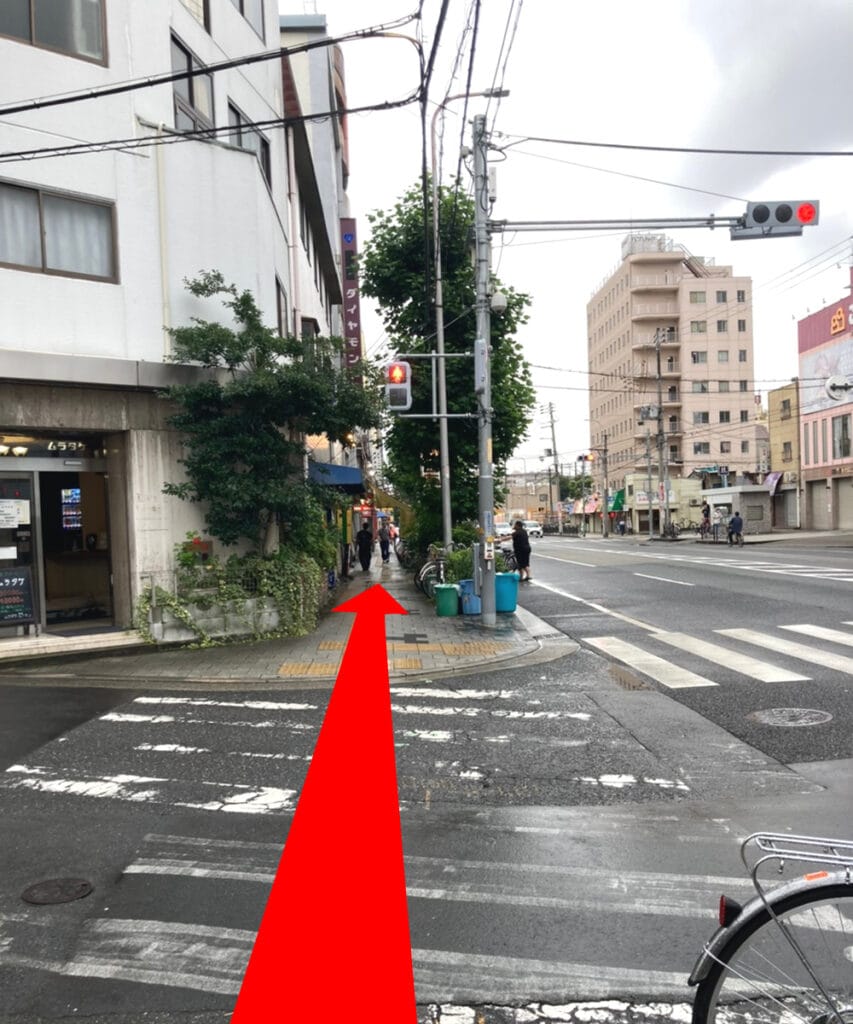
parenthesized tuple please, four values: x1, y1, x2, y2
(282, 0, 853, 469)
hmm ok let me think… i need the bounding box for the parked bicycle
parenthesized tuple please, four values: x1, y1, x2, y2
(689, 831, 853, 1024)
(661, 521, 681, 539)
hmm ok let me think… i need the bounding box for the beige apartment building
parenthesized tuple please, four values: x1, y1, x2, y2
(586, 234, 762, 530)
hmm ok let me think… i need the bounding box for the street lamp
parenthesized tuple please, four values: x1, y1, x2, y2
(431, 88, 508, 551)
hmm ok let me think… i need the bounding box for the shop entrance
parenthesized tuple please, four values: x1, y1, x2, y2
(39, 471, 113, 629)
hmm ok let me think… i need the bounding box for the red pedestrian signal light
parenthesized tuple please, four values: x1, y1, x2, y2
(385, 361, 412, 412)
(731, 200, 820, 240)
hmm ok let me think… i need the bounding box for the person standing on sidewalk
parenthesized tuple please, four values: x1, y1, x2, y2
(512, 520, 532, 582)
(355, 521, 374, 571)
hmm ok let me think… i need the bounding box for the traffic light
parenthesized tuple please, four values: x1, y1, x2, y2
(385, 361, 412, 412)
(730, 201, 820, 240)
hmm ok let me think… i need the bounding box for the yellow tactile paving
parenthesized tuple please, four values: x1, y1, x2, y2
(390, 657, 423, 669)
(440, 642, 511, 656)
(317, 641, 345, 651)
(389, 642, 444, 652)
(277, 661, 339, 677)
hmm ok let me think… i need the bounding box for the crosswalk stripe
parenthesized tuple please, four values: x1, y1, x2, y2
(582, 636, 718, 689)
(718, 628, 853, 674)
(654, 632, 810, 683)
(781, 624, 853, 648)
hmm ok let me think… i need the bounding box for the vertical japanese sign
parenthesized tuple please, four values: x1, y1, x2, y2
(339, 218, 363, 386)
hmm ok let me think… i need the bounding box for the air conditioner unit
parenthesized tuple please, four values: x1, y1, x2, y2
(689, 498, 700, 506)
(783, 471, 798, 483)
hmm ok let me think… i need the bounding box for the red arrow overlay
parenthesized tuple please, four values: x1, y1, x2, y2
(230, 584, 416, 1021)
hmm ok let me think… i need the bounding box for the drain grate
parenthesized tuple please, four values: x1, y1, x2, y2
(21, 878, 93, 905)
(747, 708, 833, 728)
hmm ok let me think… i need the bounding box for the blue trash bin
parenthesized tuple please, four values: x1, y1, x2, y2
(494, 572, 520, 613)
(458, 579, 482, 615)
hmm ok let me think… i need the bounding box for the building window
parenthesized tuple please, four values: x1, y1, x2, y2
(719, 411, 731, 423)
(0, 180, 116, 281)
(720, 441, 731, 453)
(803, 425, 810, 465)
(228, 103, 271, 185)
(693, 411, 710, 425)
(717, 320, 728, 333)
(694, 442, 710, 455)
(690, 321, 707, 333)
(716, 290, 727, 303)
(719, 380, 730, 392)
(737, 289, 746, 302)
(741, 440, 750, 454)
(739, 380, 749, 392)
(276, 276, 289, 337)
(171, 36, 213, 132)
(813, 421, 818, 464)
(832, 414, 851, 458)
(692, 381, 709, 393)
(689, 291, 706, 303)
(782, 441, 793, 463)
(181, 0, 210, 30)
(691, 350, 707, 364)
(738, 349, 748, 362)
(0, 0, 105, 62)
(740, 410, 749, 423)
(738, 319, 747, 332)
(780, 398, 792, 420)
(718, 349, 729, 362)
(230, 0, 263, 35)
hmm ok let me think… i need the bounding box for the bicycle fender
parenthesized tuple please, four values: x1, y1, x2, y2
(687, 871, 853, 986)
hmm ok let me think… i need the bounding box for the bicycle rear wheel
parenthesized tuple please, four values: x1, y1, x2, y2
(693, 882, 853, 1024)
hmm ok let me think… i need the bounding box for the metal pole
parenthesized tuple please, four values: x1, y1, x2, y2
(655, 328, 666, 537)
(601, 431, 610, 538)
(646, 429, 653, 540)
(430, 107, 453, 550)
(548, 402, 562, 534)
(473, 113, 496, 626)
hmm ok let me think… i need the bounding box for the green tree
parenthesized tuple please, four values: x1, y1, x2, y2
(361, 182, 535, 548)
(163, 271, 382, 552)
(562, 473, 593, 501)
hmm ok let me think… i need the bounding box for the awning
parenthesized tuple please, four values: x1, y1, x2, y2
(764, 470, 783, 495)
(308, 461, 364, 494)
(584, 497, 599, 514)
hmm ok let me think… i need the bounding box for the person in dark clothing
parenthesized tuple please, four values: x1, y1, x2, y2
(377, 521, 391, 564)
(355, 522, 374, 570)
(727, 511, 744, 546)
(512, 520, 532, 581)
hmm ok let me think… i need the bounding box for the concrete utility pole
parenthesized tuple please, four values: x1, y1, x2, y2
(601, 431, 610, 538)
(645, 429, 654, 540)
(655, 328, 672, 536)
(545, 402, 563, 533)
(473, 113, 496, 626)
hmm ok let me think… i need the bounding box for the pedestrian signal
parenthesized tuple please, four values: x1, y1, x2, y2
(385, 361, 412, 412)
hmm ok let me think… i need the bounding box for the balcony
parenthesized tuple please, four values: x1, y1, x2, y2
(632, 327, 680, 349)
(632, 304, 679, 320)
(634, 359, 681, 379)
(630, 274, 679, 291)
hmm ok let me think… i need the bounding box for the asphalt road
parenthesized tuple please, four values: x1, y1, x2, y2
(1, 538, 852, 1020)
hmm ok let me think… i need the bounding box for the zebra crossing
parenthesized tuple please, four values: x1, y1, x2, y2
(613, 547, 853, 583)
(583, 620, 853, 690)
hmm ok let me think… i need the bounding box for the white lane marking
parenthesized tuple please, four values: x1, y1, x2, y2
(532, 580, 659, 632)
(718, 629, 853, 675)
(582, 636, 718, 689)
(411, 946, 694, 995)
(391, 688, 516, 699)
(1, 766, 296, 813)
(101, 713, 176, 723)
(391, 704, 591, 720)
(537, 553, 597, 567)
(781, 624, 853, 648)
(401, 729, 453, 742)
(634, 573, 694, 587)
(134, 696, 317, 711)
(655, 632, 810, 683)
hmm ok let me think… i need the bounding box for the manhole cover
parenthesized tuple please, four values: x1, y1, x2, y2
(747, 708, 833, 728)
(21, 878, 93, 905)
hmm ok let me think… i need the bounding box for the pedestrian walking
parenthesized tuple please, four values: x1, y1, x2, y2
(712, 507, 724, 543)
(512, 519, 532, 582)
(355, 521, 374, 571)
(377, 521, 391, 564)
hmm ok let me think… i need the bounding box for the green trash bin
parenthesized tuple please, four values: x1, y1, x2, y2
(494, 572, 520, 613)
(435, 583, 460, 617)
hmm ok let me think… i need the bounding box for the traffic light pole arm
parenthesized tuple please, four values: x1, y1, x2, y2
(393, 351, 478, 420)
(489, 216, 744, 233)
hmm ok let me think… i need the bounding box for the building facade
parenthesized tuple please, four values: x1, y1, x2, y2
(795, 268, 853, 530)
(586, 233, 759, 533)
(0, 1, 357, 634)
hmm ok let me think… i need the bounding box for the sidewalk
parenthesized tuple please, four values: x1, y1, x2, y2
(0, 557, 558, 682)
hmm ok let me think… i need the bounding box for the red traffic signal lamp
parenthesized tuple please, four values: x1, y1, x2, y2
(385, 360, 412, 412)
(731, 200, 820, 240)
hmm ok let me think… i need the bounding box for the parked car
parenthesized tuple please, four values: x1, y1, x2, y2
(495, 522, 513, 551)
(523, 520, 543, 537)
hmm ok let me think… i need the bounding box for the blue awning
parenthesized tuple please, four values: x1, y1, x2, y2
(308, 461, 364, 493)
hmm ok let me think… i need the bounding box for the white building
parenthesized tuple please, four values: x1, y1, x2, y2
(0, 1, 357, 633)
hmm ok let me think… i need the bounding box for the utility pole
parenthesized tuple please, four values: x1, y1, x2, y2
(601, 431, 610, 538)
(545, 402, 562, 533)
(654, 328, 671, 536)
(473, 113, 496, 626)
(645, 429, 653, 540)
